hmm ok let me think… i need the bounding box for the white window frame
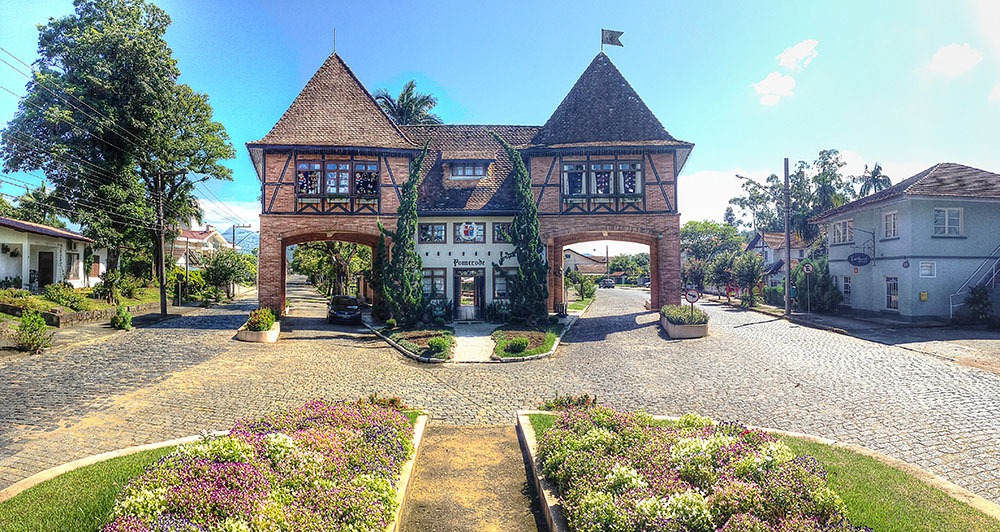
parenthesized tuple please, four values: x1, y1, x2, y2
(842, 276, 851, 305)
(884, 211, 898, 238)
(830, 219, 854, 244)
(885, 276, 899, 310)
(933, 207, 962, 236)
(919, 261, 936, 278)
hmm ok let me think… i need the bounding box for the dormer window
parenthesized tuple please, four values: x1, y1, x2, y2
(451, 163, 487, 179)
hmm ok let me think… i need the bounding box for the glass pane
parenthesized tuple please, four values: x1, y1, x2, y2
(339, 164, 349, 170)
(593, 170, 612, 195)
(621, 170, 639, 194)
(297, 171, 319, 194)
(454, 166, 464, 176)
(567, 172, 584, 195)
(474, 165, 484, 176)
(309, 163, 321, 170)
(354, 170, 378, 196)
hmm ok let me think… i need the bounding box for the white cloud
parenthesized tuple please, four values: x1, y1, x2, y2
(924, 43, 982, 77)
(990, 82, 1000, 102)
(975, 0, 1000, 54)
(752, 72, 796, 105)
(678, 168, 772, 224)
(196, 198, 261, 231)
(839, 150, 867, 178)
(777, 39, 818, 71)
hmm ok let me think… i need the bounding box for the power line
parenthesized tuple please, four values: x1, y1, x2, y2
(194, 181, 246, 226)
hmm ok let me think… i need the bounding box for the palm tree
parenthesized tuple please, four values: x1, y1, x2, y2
(854, 163, 892, 197)
(373, 80, 443, 125)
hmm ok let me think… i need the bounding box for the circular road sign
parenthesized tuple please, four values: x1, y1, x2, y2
(684, 289, 701, 304)
(802, 262, 814, 274)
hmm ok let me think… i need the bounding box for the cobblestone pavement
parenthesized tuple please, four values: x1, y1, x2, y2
(1, 287, 999, 504)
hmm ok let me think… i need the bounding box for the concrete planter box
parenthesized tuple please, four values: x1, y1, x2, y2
(236, 320, 280, 343)
(660, 316, 708, 339)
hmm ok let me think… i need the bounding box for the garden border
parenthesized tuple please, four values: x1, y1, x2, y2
(493, 315, 578, 363)
(387, 413, 428, 532)
(363, 322, 449, 364)
(514, 410, 1000, 532)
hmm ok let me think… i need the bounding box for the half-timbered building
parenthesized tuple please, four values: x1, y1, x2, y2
(249, 51, 693, 318)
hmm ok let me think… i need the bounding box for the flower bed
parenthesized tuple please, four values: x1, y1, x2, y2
(492, 322, 564, 359)
(102, 400, 416, 532)
(533, 406, 868, 532)
(388, 328, 454, 360)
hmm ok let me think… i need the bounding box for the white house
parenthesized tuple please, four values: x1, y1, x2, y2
(168, 224, 237, 269)
(563, 248, 608, 275)
(746, 231, 812, 287)
(0, 216, 106, 289)
(811, 163, 1000, 321)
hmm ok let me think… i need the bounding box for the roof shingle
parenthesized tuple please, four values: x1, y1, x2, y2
(0, 216, 93, 242)
(252, 53, 414, 149)
(811, 163, 1000, 222)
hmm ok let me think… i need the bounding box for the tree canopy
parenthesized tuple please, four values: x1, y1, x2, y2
(374, 80, 442, 125)
(680, 220, 743, 261)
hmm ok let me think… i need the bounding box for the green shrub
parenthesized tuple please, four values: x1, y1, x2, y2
(790, 258, 843, 313)
(661, 304, 709, 325)
(385, 318, 397, 329)
(539, 392, 598, 411)
(0, 276, 22, 289)
(119, 275, 146, 300)
(763, 286, 784, 307)
(357, 393, 407, 410)
(427, 336, 449, 354)
(964, 285, 994, 323)
(43, 282, 90, 311)
(434, 316, 446, 328)
(246, 307, 275, 332)
(92, 270, 122, 305)
(575, 277, 597, 300)
(7, 310, 53, 353)
(111, 305, 132, 331)
(507, 336, 530, 353)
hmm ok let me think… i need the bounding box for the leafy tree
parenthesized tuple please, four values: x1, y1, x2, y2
(733, 251, 765, 306)
(0, 0, 233, 270)
(492, 132, 549, 324)
(9, 185, 64, 227)
(790, 257, 842, 313)
(202, 248, 252, 297)
(291, 241, 371, 297)
(723, 206, 738, 227)
(680, 220, 743, 261)
(853, 162, 892, 197)
(707, 251, 737, 302)
(373, 80, 442, 125)
(682, 258, 707, 291)
(379, 145, 429, 326)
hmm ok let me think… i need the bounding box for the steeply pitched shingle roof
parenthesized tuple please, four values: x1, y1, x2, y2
(529, 52, 692, 149)
(403, 125, 540, 213)
(0, 216, 93, 242)
(811, 163, 1000, 223)
(252, 53, 414, 149)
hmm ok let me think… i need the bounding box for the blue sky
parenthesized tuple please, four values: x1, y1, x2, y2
(1, 0, 998, 254)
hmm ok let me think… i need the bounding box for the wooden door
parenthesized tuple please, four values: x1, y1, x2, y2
(38, 251, 54, 286)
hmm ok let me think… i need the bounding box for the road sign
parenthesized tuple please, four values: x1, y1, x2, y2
(802, 262, 814, 274)
(847, 253, 872, 267)
(684, 289, 701, 304)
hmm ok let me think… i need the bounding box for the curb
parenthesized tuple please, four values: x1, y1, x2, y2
(386, 414, 428, 532)
(708, 298, 850, 335)
(515, 409, 1000, 527)
(0, 430, 227, 503)
(494, 314, 579, 363)
(362, 321, 449, 364)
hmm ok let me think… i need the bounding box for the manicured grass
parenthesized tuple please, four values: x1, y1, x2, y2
(781, 437, 1000, 532)
(568, 297, 592, 311)
(0, 445, 175, 532)
(0, 288, 159, 315)
(492, 322, 564, 358)
(526, 413, 1000, 531)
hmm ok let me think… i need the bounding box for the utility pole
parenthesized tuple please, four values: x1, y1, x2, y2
(784, 157, 792, 316)
(154, 170, 187, 317)
(231, 224, 251, 250)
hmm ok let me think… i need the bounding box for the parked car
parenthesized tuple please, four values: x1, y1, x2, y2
(328, 295, 362, 324)
(640, 281, 651, 288)
(599, 278, 615, 288)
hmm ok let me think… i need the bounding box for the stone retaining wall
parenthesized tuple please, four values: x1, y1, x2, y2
(0, 300, 162, 328)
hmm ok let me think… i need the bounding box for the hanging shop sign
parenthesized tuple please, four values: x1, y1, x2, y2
(847, 253, 872, 267)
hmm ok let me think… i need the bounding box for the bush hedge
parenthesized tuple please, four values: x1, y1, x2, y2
(661, 304, 709, 325)
(246, 308, 275, 332)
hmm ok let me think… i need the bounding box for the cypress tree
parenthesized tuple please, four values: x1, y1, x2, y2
(380, 145, 429, 326)
(367, 228, 389, 319)
(491, 132, 549, 324)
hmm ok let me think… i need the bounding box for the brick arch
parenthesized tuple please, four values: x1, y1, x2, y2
(540, 215, 680, 311)
(258, 214, 393, 313)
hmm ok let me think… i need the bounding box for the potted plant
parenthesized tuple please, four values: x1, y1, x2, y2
(236, 307, 280, 343)
(660, 304, 709, 339)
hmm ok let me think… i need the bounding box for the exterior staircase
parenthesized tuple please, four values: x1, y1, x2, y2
(949, 243, 1000, 318)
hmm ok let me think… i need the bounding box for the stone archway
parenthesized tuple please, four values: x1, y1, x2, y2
(258, 214, 391, 313)
(540, 216, 681, 311)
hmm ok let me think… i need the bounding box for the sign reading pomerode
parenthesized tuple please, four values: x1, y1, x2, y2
(453, 259, 486, 267)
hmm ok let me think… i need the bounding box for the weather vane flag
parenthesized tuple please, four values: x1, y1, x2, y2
(601, 29, 624, 51)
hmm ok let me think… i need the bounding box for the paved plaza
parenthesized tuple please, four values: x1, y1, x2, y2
(1, 287, 999, 504)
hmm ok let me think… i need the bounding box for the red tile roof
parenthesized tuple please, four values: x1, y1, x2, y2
(529, 53, 692, 149)
(179, 229, 215, 241)
(0, 216, 93, 242)
(251, 53, 414, 149)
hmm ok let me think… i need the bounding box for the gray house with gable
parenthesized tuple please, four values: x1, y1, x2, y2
(811, 163, 1000, 321)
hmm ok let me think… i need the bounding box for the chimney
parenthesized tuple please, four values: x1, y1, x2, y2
(205, 224, 214, 233)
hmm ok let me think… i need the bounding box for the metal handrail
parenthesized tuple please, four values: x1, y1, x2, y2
(949, 243, 1000, 318)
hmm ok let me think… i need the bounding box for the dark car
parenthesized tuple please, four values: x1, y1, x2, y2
(599, 278, 615, 288)
(328, 295, 362, 324)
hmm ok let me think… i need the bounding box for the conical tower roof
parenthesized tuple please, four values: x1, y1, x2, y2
(253, 53, 414, 149)
(530, 52, 690, 148)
